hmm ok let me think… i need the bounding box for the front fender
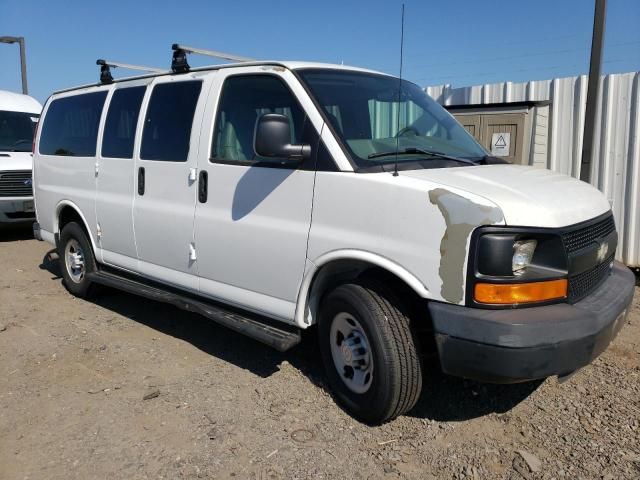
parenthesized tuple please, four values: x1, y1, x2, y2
(294, 249, 432, 328)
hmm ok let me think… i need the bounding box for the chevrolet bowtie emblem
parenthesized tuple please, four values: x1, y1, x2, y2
(596, 238, 609, 263)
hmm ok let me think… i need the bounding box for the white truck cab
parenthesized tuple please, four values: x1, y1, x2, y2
(0, 90, 41, 225)
(32, 60, 635, 424)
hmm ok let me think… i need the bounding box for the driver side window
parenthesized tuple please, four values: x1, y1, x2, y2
(211, 75, 306, 164)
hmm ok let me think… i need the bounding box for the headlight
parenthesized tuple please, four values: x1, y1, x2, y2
(470, 228, 568, 307)
(512, 240, 537, 275)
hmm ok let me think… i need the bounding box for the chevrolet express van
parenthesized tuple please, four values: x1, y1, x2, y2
(0, 90, 41, 225)
(32, 61, 635, 424)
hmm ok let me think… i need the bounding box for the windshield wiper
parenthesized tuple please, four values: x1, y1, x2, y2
(368, 147, 478, 165)
(7, 139, 32, 152)
(472, 154, 510, 165)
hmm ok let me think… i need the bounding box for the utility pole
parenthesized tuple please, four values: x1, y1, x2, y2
(0, 36, 28, 95)
(580, 0, 607, 183)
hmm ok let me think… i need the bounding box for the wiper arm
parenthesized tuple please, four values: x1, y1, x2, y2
(8, 139, 32, 152)
(411, 148, 479, 165)
(368, 147, 421, 159)
(473, 154, 510, 165)
(368, 147, 478, 165)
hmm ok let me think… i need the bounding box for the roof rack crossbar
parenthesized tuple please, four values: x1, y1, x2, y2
(171, 43, 255, 73)
(96, 59, 165, 84)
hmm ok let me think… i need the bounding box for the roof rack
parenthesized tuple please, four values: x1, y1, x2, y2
(171, 43, 255, 73)
(96, 59, 165, 84)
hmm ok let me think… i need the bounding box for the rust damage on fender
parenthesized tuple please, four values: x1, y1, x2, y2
(429, 188, 504, 303)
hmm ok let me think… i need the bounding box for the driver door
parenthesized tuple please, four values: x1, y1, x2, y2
(194, 71, 319, 321)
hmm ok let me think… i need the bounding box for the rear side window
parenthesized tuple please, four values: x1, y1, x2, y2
(102, 86, 146, 159)
(39, 91, 107, 156)
(140, 81, 202, 162)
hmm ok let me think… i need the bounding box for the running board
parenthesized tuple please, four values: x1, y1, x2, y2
(86, 271, 301, 352)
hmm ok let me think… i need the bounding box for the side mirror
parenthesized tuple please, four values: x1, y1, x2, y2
(254, 114, 311, 161)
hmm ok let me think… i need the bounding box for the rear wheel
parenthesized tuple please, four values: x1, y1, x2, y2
(319, 280, 423, 424)
(58, 221, 96, 298)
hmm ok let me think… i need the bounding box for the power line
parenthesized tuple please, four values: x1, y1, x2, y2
(417, 58, 629, 84)
(409, 40, 640, 72)
(368, 32, 590, 76)
(411, 32, 589, 59)
(416, 58, 631, 85)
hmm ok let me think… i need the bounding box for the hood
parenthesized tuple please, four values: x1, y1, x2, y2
(0, 151, 33, 172)
(402, 164, 610, 228)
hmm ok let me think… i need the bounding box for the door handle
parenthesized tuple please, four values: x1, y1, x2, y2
(138, 167, 145, 195)
(198, 170, 208, 203)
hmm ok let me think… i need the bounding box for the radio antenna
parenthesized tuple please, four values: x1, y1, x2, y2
(392, 4, 405, 177)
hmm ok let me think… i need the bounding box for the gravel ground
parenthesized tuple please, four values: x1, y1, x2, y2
(1, 228, 639, 480)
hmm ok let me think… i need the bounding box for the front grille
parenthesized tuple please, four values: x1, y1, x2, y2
(562, 213, 617, 303)
(568, 254, 614, 302)
(0, 170, 32, 197)
(561, 214, 616, 254)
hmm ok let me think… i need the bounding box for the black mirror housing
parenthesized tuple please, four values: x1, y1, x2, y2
(254, 114, 311, 161)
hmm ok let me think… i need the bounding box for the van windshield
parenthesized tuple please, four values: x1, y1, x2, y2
(0, 110, 39, 152)
(298, 69, 487, 171)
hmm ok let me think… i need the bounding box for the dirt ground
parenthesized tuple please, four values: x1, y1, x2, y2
(1, 227, 639, 480)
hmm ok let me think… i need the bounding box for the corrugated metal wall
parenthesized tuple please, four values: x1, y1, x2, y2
(426, 72, 640, 267)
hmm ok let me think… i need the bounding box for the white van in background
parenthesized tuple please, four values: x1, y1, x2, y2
(32, 61, 635, 424)
(0, 90, 41, 225)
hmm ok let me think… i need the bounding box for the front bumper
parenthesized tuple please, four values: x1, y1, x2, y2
(0, 197, 35, 224)
(32, 221, 42, 240)
(429, 262, 635, 383)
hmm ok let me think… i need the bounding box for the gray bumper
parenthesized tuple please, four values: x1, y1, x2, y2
(0, 197, 35, 224)
(32, 221, 42, 240)
(428, 262, 635, 383)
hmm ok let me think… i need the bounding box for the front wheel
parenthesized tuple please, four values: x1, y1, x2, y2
(58, 221, 96, 298)
(318, 281, 423, 424)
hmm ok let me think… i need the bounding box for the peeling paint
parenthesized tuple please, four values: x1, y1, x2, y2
(429, 188, 504, 303)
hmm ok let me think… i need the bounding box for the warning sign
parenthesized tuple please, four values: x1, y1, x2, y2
(491, 132, 511, 156)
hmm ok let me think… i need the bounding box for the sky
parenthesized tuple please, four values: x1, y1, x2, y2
(1, 0, 639, 104)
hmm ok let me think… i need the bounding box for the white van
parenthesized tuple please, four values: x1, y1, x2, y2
(0, 90, 41, 225)
(32, 61, 635, 424)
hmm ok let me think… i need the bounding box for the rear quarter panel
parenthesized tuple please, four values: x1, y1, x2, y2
(34, 87, 109, 246)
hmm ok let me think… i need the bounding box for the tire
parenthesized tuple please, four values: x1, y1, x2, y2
(58, 221, 96, 298)
(318, 280, 423, 424)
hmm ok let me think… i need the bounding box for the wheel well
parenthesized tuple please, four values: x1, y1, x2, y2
(305, 260, 432, 333)
(56, 205, 92, 250)
(58, 206, 84, 233)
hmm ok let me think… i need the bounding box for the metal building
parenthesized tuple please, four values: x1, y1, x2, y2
(426, 72, 640, 268)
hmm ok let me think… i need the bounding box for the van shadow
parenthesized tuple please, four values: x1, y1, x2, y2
(408, 362, 543, 421)
(0, 224, 34, 242)
(40, 252, 541, 422)
(231, 165, 294, 220)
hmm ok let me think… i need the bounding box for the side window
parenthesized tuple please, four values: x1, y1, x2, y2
(102, 86, 146, 159)
(211, 75, 306, 163)
(39, 91, 107, 156)
(140, 81, 202, 162)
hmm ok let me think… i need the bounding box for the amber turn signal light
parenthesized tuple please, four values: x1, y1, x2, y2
(474, 279, 568, 305)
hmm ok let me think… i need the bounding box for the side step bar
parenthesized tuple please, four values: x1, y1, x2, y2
(86, 270, 301, 352)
